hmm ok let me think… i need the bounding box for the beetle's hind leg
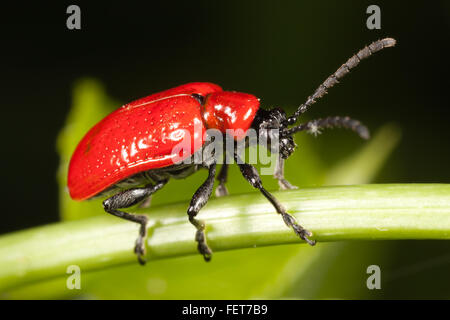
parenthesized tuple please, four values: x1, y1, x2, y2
(188, 163, 217, 261)
(103, 180, 167, 265)
(236, 157, 315, 246)
(274, 154, 298, 190)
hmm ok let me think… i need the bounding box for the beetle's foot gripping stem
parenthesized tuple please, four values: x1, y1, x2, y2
(196, 232, 213, 261)
(237, 159, 316, 246)
(274, 155, 298, 190)
(189, 217, 212, 261)
(134, 215, 149, 265)
(277, 179, 298, 190)
(187, 163, 216, 261)
(281, 212, 316, 246)
(274, 174, 298, 191)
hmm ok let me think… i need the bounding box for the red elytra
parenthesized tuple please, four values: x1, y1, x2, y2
(68, 82, 260, 201)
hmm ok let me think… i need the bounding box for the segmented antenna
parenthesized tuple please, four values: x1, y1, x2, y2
(284, 116, 370, 140)
(286, 38, 396, 125)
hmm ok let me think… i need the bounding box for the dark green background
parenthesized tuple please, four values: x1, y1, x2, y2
(0, 1, 449, 299)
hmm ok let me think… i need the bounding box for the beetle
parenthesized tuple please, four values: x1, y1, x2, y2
(68, 38, 396, 265)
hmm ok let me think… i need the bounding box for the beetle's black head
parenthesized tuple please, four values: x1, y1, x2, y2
(251, 108, 296, 159)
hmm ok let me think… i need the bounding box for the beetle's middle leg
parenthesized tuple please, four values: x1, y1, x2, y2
(236, 156, 315, 246)
(188, 163, 217, 261)
(138, 195, 153, 209)
(274, 154, 298, 190)
(215, 139, 230, 197)
(103, 180, 168, 265)
(215, 164, 229, 197)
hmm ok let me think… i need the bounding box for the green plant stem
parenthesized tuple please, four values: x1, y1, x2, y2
(0, 184, 449, 292)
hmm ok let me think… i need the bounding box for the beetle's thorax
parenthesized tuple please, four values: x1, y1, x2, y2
(201, 91, 260, 140)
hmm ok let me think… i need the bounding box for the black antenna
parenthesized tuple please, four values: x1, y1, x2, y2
(286, 38, 396, 125)
(284, 116, 370, 139)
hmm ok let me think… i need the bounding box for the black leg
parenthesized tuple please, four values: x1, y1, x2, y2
(274, 154, 298, 190)
(103, 180, 168, 265)
(236, 158, 315, 246)
(187, 163, 217, 261)
(215, 164, 229, 197)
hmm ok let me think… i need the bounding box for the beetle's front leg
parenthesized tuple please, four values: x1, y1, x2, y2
(103, 180, 167, 265)
(236, 157, 315, 246)
(188, 163, 217, 261)
(274, 154, 298, 190)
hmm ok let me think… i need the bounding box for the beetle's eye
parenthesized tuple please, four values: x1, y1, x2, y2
(191, 93, 205, 105)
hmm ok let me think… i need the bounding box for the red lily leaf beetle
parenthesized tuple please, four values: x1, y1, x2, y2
(68, 38, 396, 264)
